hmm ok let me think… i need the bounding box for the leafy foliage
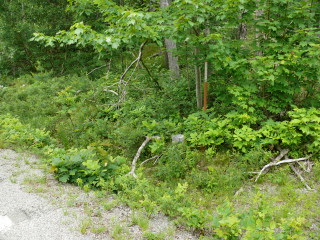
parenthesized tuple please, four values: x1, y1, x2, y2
(0, 114, 53, 148)
(1, 0, 320, 238)
(47, 147, 126, 187)
(183, 108, 320, 155)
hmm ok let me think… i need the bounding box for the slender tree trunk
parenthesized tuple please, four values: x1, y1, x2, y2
(237, 9, 247, 40)
(195, 48, 202, 109)
(238, 22, 247, 39)
(159, 0, 180, 79)
(195, 65, 202, 109)
(185, 43, 191, 91)
(255, 2, 264, 56)
(203, 61, 208, 111)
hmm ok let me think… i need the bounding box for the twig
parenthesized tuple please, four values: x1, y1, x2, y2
(153, 154, 162, 165)
(128, 136, 160, 178)
(106, 57, 112, 79)
(262, 148, 290, 175)
(103, 89, 118, 96)
(130, 52, 161, 89)
(297, 161, 313, 172)
(106, 82, 118, 87)
(284, 155, 313, 191)
(87, 64, 107, 75)
(147, 51, 163, 58)
(140, 155, 161, 167)
(118, 41, 147, 105)
(140, 59, 162, 89)
(289, 163, 313, 191)
(255, 156, 312, 182)
(120, 41, 147, 81)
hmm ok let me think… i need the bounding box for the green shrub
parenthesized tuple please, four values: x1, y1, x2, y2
(47, 146, 126, 187)
(154, 144, 199, 181)
(211, 201, 307, 239)
(183, 108, 320, 155)
(0, 114, 54, 148)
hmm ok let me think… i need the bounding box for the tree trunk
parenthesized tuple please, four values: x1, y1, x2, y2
(159, 0, 180, 79)
(203, 61, 208, 111)
(238, 22, 247, 40)
(255, 2, 264, 56)
(195, 48, 202, 109)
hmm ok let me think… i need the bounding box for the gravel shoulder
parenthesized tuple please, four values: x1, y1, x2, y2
(0, 149, 197, 240)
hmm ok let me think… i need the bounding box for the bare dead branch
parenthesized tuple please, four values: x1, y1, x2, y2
(284, 155, 313, 191)
(153, 154, 162, 165)
(120, 41, 147, 81)
(130, 52, 161, 90)
(289, 163, 313, 191)
(140, 155, 161, 167)
(274, 149, 289, 162)
(103, 89, 118, 96)
(117, 41, 147, 105)
(255, 155, 312, 182)
(106, 57, 112, 78)
(87, 64, 107, 75)
(297, 161, 313, 173)
(147, 51, 164, 58)
(128, 136, 161, 178)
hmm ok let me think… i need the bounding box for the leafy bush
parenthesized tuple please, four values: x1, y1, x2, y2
(154, 144, 199, 181)
(46, 146, 126, 188)
(211, 201, 307, 240)
(183, 108, 320, 155)
(0, 73, 116, 149)
(0, 114, 54, 148)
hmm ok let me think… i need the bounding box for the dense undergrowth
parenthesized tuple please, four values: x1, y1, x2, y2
(1, 73, 320, 239)
(1, 1, 320, 238)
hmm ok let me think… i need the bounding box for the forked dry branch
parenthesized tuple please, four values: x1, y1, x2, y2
(254, 150, 313, 191)
(128, 136, 161, 178)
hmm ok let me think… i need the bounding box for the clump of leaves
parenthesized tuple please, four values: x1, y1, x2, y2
(47, 146, 126, 187)
(211, 200, 307, 239)
(0, 114, 54, 148)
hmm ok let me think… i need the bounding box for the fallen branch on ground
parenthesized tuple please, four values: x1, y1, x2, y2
(255, 155, 312, 182)
(297, 161, 313, 172)
(274, 149, 289, 161)
(128, 136, 161, 178)
(285, 155, 313, 191)
(258, 148, 290, 175)
(289, 163, 313, 191)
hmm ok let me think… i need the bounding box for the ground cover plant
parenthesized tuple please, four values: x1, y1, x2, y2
(1, 0, 320, 239)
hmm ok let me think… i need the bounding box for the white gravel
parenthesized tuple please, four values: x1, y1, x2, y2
(0, 149, 198, 240)
(0, 149, 97, 240)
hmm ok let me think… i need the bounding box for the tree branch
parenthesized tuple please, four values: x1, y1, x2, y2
(140, 154, 161, 167)
(117, 41, 147, 105)
(120, 41, 147, 81)
(285, 155, 313, 191)
(87, 64, 107, 75)
(255, 155, 312, 182)
(128, 136, 161, 178)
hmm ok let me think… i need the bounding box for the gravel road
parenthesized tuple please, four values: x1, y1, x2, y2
(0, 149, 197, 240)
(0, 149, 99, 240)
